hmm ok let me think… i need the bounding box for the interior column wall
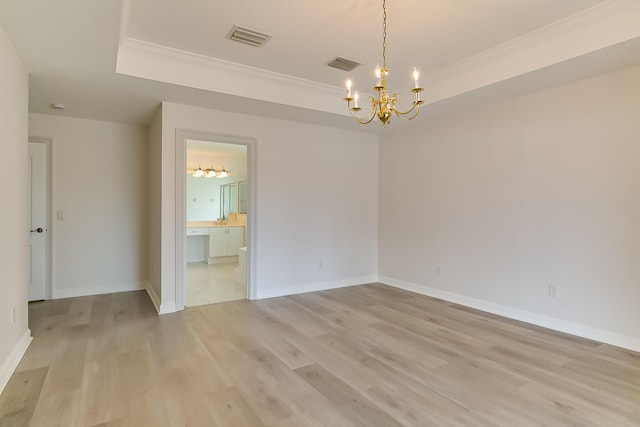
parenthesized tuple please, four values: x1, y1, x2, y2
(158, 103, 379, 311)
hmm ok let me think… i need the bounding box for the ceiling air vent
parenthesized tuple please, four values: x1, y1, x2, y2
(328, 57, 360, 72)
(227, 25, 272, 47)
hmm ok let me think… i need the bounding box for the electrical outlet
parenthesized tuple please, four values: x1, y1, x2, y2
(548, 284, 558, 298)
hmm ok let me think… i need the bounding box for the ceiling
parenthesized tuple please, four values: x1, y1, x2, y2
(1, 0, 639, 133)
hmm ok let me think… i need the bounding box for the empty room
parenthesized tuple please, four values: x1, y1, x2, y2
(1, 0, 639, 426)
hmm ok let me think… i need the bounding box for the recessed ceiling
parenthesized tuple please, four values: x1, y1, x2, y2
(1, 0, 639, 132)
(125, 0, 606, 85)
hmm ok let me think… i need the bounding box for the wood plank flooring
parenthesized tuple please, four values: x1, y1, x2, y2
(1, 284, 638, 426)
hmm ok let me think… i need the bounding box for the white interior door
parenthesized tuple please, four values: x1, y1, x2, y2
(28, 141, 48, 301)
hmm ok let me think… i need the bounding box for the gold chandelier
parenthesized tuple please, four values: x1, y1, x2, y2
(343, 0, 424, 126)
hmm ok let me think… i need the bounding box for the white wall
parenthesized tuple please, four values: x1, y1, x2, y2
(157, 103, 378, 310)
(29, 114, 149, 298)
(379, 64, 640, 350)
(0, 24, 31, 394)
(187, 175, 236, 221)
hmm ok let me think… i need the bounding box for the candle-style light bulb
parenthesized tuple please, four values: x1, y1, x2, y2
(375, 65, 382, 86)
(354, 91, 359, 108)
(346, 79, 352, 98)
(413, 67, 420, 88)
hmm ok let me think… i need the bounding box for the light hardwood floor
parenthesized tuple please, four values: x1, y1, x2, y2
(1, 284, 638, 426)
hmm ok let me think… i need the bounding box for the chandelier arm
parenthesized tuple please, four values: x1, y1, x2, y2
(393, 105, 421, 121)
(393, 102, 419, 116)
(396, 110, 420, 121)
(346, 99, 377, 124)
(352, 112, 378, 125)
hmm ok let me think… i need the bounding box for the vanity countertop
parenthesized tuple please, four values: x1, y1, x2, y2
(187, 221, 243, 228)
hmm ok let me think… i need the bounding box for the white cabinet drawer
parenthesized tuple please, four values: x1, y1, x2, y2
(187, 227, 210, 236)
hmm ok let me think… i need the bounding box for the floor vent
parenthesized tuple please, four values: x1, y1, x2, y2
(227, 25, 272, 47)
(328, 57, 360, 71)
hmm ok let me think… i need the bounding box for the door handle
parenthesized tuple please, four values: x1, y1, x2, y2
(30, 227, 44, 233)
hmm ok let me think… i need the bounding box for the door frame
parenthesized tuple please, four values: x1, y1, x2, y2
(28, 136, 53, 300)
(175, 130, 257, 310)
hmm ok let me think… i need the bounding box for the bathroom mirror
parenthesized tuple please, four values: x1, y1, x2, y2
(238, 180, 248, 214)
(220, 182, 237, 219)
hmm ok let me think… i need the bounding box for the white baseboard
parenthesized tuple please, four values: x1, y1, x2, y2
(144, 282, 175, 315)
(0, 330, 32, 395)
(255, 275, 378, 300)
(379, 276, 640, 353)
(52, 281, 146, 299)
(145, 282, 161, 314)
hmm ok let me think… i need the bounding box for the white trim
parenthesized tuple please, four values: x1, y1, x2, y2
(115, 1, 640, 116)
(116, 38, 346, 116)
(174, 130, 258, 309)
(256, 275, 378, 300)
(160, 300, 177, 314)
(145, 281, 175, 315)
(0, 330, 32, 395)
(52, 281, 146, 299)
(118, 0, 132, 45)
(246, 141, 257, 301)
(175, 130, 186, 311)
(380, 276, 640, 352)
(423, 0, 640, 104)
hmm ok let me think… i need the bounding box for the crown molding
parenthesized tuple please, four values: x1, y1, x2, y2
(116, 0, 640, 116)
(422, 0, 640, 104)
(116, 37, 347, 116)
(118, 0, 132, 45)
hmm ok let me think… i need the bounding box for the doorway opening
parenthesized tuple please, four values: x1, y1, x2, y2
(184, 139, 249, 307)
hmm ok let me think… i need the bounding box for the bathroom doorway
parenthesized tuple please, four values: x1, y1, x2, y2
(184, 140, 248, 306)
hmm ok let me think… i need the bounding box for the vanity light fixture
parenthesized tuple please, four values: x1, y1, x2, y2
(189, 166, 231, 178)
(192, 166, 205, 177)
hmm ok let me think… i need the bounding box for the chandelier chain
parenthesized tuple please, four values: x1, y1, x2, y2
(382, 0, 387, 69)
